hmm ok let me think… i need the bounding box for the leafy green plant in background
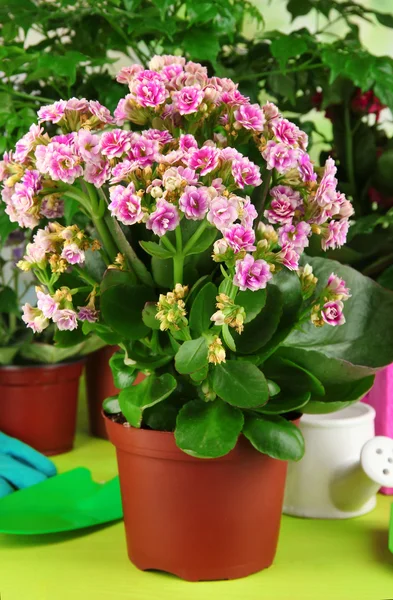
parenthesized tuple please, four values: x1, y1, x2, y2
(0, 0, 262, 154)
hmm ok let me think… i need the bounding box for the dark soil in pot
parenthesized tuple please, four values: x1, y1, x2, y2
(0, 359, 84, 456)
(104, 413, 288, 582)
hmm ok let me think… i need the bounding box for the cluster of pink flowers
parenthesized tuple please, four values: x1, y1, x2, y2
(0, 54, 352, 333)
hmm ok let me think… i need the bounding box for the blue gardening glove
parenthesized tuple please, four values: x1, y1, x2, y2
(0, 432, 57, 498)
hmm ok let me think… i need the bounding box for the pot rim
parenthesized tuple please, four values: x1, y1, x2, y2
(0, 357, 86, 371)
(301, 402, 375, 429)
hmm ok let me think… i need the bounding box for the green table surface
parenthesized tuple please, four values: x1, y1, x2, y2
(1, 407, 393, 600)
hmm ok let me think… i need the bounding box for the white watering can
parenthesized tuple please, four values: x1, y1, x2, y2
(283, 403, 393, 519)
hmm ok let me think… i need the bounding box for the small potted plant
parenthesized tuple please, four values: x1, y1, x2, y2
(3, 55, 393, 580)
(0, 224, 104, 454)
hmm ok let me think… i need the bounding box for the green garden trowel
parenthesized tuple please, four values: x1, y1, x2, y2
(0, 467, 123, 534)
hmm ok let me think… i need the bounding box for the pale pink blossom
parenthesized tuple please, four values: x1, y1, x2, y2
(278, 221, 311, 253)
(233, 254, 272, 291)
(326, 273, 351, 300)
(108, 183, 144, 226)
(179, 186, 210, 220)
(238, 197, 258, 228)
(276, 243, 300, 271)
(232, 157, 262, 189)
(172, 86, 204, 115)
(53, 309, 78, 331)
(265, 186, 301, 225)
(76, 130, 100, 162)
(89, 100, 114, 124)
(262, 141, 299, 173)
(179, 134, 198, 154)
(187, 145, 220, 176)
(272, 118, 307, 149)
(22, 303, 49, 333)
(321, 219, 350, 251)
(298, 152, 317, 182)
(37, 290, 58, 318)
(61, 243, 85, 265)
(37, 101, 67, 124)
(116, 65, 143, 84)
(133, 73, 168, 107)
(77, 306, 99, 323)
(234, 103, 265, 131)
(224, 224, 256, 253)
(84, 159, 111, 188)
(45, 143, 83, 184)
(146, 199, 180, 237)
(100, 130, 132, 158)
(207, 196, 238, 231)
(321, 300, 345, 326)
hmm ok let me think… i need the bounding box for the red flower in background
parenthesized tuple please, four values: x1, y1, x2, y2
(351, 89, 386, 122)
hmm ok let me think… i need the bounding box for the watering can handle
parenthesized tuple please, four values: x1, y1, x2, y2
(361, 436, 393, 488)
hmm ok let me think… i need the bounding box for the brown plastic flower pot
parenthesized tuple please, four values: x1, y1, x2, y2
(85, 346, 118, 439)
(0, 360, 84, 456)
(85, 346, 145, 439)
(105, 414, 289, 581)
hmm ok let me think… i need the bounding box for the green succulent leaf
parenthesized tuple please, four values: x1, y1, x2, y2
(212, 360, 269, 408)
(119, 373, 177, 428)
(256, 391, 311, 415)
(100, 283, 156, 341)
(109, 351, 137, 389)
(140, 240, 175, 259)
(243, 414, 305, 461)
(189, 282, 217, 335)
(175, 336, 209, 374)
(142, 302, 161, 330)
(237, 288, 267, 323)
(175, 398, 244, 458)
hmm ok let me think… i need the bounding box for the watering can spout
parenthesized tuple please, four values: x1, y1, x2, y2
(331, 436, 393, 513)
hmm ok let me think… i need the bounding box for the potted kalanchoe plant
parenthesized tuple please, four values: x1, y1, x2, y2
(0, 224, 102, 455)
(2, 55, 393, 581)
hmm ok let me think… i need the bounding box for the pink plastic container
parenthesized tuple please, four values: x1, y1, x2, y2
(363, 364, 393, 494)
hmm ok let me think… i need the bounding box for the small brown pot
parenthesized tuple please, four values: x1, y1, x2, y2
(0, 360, 84, 456)
(85, 346, 118, 439)
(86, 346, 145, 439)
(105, 415, 288, 581)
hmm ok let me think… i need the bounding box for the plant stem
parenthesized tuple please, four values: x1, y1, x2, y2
(82, 183, 118, 263)
(344, 102, 357, 202)
(254, 171, 272, 230)
(173, 227, 184, 286)
(183, 220, 208, 255)
(103, 213, 154, 286)
(161, 235, 177, 254)
(0, 85, 55, 104)
(236, 62, 325, 82)
(73, 266, 100, 287)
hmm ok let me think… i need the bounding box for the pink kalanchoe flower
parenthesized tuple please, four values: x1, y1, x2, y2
(146, 199, 180, 237)
(89, 100, 114, 124)
(321, 219, 350, 251)
(45, 143, 83, 184)
(187, 145, 220, 176)
(278, 221, 311, 253)
(22, 303, 49, 333)
(220, 147, 242, 162)
(11, 185, 34, 213)
(233, 254, 272, 291)
(220, 89, 249, 106)
(128, 134, 158, 167)
(179, 134, 198, 154)
(65, 97, 89, 112)
(314, 157, 338, 211)
(14, 124, 45, 163)
(224, 224, 256, 253)
(133, 74, 168, 108)
(41, 196, 64, 219)
(116, 65, 143, 84)
(234, 103, 266, 131)
(143, 129, 173, 145)
(61, 243, 85, 265)
(84, 158, 111, 188)
(148, 54, 186, 71)
(162, 63, 184, 83)
(77, 306, 99, 323)
(272, 118, 308, 149)
(100, 129, 132, 159)
(37, 101, 67, 124)
(262, 141, 299, 173)
(321, 300, 345, 326)
(177, 166, 198, 185)
(207, 196, 238, 231)
(232, 157, 262, 189)
(110, 160, 135, 183)
(298, 152, 317, 182)
(22, 170, 42, 193)
(265, 185, 301, 225)
(76, 130, 100, 162)
(238, 197, 258, 228)
(276, 243, 300, 271)
(108, 183, 144, 226)
(53, 309, 78, 331)
(37, 290, 58, 319)
(52, 133, 76, 146)
(262, 101, 280, 123)
(179, 185, 210, 220)
(158, 149, 183, 165)
(172, 86, 204, 115)
(326, 273, 351, 300)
